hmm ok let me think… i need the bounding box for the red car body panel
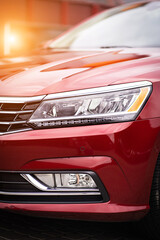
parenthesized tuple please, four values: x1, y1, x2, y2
(0, 49, 159, 97)
(0, 116, 160, 220)
(0, 27, 160, 221)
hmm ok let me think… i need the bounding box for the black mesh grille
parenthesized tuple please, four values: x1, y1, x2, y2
(0, 194, 103, 203)
(0, 114, 16, 122)
(1, 103, 24, 111)
(0, 173, 39, 192)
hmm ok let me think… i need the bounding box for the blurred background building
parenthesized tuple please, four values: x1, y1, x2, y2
(0, 0, 144, 57)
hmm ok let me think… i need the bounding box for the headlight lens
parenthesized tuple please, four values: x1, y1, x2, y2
(28, 81, 152, 129)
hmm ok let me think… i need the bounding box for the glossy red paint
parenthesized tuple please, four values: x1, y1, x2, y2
(0, 117, 160, 220)
(0, 48, 159, 97)
(0, 1, 160, 223)
(0, 49, 160, 220)
(0, 202, 149, 222)
(0, 51, 160, 220)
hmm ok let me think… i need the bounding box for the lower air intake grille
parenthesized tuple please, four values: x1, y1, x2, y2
(0, 172, 109, 204)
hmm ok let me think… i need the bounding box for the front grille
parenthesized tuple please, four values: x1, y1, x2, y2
(0, 96, 44, 135)
(0, 172, 109, 204)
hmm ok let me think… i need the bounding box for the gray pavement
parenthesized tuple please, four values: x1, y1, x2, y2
(0, 210, 146, 240)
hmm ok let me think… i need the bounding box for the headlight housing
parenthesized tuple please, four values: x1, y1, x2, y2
(28, 81, 152, 129)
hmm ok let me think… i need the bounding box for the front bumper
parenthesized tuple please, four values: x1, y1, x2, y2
(0, 118, 160, 221)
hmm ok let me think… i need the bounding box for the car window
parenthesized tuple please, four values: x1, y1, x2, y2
(49, 2, 160, 49)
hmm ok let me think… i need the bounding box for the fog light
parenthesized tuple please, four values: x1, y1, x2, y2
(65, 173, 97, 188)
(56, 173, 97, 188)
(21, 172, 97, 191)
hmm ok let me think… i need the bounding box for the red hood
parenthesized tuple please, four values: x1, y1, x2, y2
(0, 48, 160, 97)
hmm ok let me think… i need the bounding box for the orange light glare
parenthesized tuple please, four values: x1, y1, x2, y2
(9, 34, 17, 44)
(4, 23, 21, 55)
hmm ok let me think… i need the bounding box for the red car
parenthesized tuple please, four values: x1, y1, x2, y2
(0, 1, 160, 238)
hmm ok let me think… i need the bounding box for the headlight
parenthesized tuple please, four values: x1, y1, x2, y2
(28, 81, 152, 129)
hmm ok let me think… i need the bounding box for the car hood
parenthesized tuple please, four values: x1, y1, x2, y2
(0, 48, 159, 97)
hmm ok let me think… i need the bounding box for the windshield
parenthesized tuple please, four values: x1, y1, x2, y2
(49, 1, 160, 49)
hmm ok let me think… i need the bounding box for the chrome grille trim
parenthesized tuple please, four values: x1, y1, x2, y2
(0, 110, 34, 114)
(0, 191, 101, 196)
(0, 128, 32, 136)
(0, 121, 26, 125)
(0, 95, 45, 103)
(0, 95, 45, 135)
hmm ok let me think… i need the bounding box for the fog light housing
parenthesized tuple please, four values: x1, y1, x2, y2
(34, 173, 54, 188)
(21, 172, 97, 191)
